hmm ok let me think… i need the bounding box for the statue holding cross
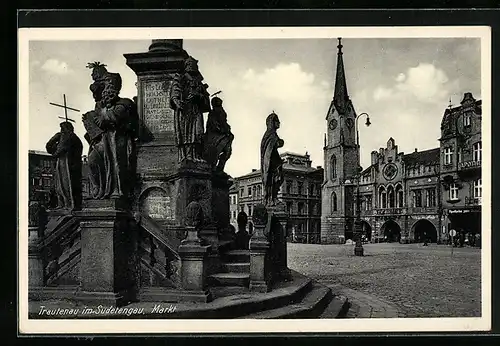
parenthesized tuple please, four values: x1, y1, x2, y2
(45, 94, 83, 211)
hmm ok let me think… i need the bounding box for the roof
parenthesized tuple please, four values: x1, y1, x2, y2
(360, 164, 375, 175)
(29, 150, 52, 157)
(403, 148, 440, 167)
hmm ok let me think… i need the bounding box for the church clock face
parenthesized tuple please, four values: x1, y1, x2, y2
(383, 163, 398, 181)
(345, 118, 354, 129)
(329, 119, 338, 130)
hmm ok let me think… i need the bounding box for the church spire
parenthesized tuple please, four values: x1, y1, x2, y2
(333, 37, 350, 115)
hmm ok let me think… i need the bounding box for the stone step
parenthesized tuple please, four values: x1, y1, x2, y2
(239, 282, 334, 319)
(221, 249, 250, 263)
(29, 271, 315, 319)
(208, 273, 250, 287)
(221, 262, 250, 273)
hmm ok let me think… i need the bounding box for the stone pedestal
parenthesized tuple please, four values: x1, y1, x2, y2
(178, 226, 212, 302)
(353, 219, 364, 256)
(28, 227, 44, 288)
(75, 198, 137, 306)
(267, 203, 292, 282)
(211, 171, 233, 240)
(249, 205, 270, 293)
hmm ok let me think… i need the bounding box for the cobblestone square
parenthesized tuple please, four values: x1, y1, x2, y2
(288, 242, 481, 318)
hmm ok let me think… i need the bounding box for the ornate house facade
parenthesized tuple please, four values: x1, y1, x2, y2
(28, 150, 57, 207)
(439, 92, 482, 244)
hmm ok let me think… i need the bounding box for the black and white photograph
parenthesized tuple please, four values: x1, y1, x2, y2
(18, 26, 491, 334)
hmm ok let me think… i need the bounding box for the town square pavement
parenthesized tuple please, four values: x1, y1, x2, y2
(287, 242, 481, 318)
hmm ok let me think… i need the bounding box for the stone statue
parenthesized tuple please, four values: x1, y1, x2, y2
(203, 96, 234, 171)
(45, 121, 83, 210)
(260, 112, 285, 206)
(82, 62, 139, 200)
(169, 56, 211, 163)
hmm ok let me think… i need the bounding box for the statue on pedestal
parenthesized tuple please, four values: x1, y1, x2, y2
(203, 96, 234, 172)
(45, 121, 83, 210)
(169, 56, 211, 163)
(260, 112, 285, 207)
(82, 62, 139, 200)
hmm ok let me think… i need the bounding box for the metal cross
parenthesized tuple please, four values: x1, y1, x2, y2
(49, 94, 80, 123)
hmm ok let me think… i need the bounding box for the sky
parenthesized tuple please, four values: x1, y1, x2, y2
(27, 37, 481, 178)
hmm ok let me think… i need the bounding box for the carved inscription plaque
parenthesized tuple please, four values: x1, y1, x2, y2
(140, 188, 174, 220)
(142, 80, 174, 134)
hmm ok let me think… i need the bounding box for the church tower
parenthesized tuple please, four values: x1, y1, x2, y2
(321, 38, 360, 244)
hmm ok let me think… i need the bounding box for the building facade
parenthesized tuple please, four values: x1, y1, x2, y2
(234, 152, 324, 243)
(320, 39, 482, 245)
(28, 150, 57, 207)
(439, 92, 482, 245)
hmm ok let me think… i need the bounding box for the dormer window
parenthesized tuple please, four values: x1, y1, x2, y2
(464, 113, 472, 127)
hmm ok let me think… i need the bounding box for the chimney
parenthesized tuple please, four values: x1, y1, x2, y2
(414, 148, 418, 153)
(371, 151, 379, 165)
(251, 169, 257, 172)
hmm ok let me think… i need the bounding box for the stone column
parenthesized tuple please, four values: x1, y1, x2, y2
(267, 203, 292, 282)
(249, 204, 270, 293)
(178, 200, 212, 302)
(28, 229, 44, 288)
(75, 198, 137, 307)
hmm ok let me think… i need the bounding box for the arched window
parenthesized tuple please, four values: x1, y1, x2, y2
(396, 184, 404, 208)
(331, 191, 337, 213)
(330, 154, 337, 180)
(387, 185, 395, 208)
(379, 186, 387, 209)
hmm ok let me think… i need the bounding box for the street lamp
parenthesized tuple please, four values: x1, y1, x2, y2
(354, 112, 371, 256)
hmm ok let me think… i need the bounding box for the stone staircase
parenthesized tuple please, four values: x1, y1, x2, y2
(208, 249, 251, 287)
(203, 249, 349, 319)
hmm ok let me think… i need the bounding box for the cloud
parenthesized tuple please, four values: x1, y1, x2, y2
(371, 63, 458, 105)
(41, 59, 73, 75)
(241, 63, 329, 103)
(219, 62, 331, 176)
(373, 86, 393, 101)
(396, 63, 453, 102)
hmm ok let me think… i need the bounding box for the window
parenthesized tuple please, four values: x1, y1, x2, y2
(366, 195, 373, 210)
(240, 188, 244, 197)
(444, 147, 453, 165)
(396, 185, 404, 208)
(248, 205, 252, 216)
(387, 186, 395, 208)
(474, 179, 482, 199)
(43, 160, 51, 168)
(286, 180, 292, 194)
(252, 186, 256, 197)
(457, 149, 462, 163)
(286, 201, 293, 214)
(378, 187, 387, 209)
(426, 188, 436, 207)
(449, 183, 459, 201)
(331, 192, 337, 212)
(330, 154, 337, 179)
(297, 182, 303, 195)
(413, 190, 422, 207)
(32, 177, 40, 186)
(248, 187, 252, 197)
(298, 202, 304, 215)
(473, 142, 482, 162)
(464, 113, 472, 127)
(43, 178, 51, 188)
